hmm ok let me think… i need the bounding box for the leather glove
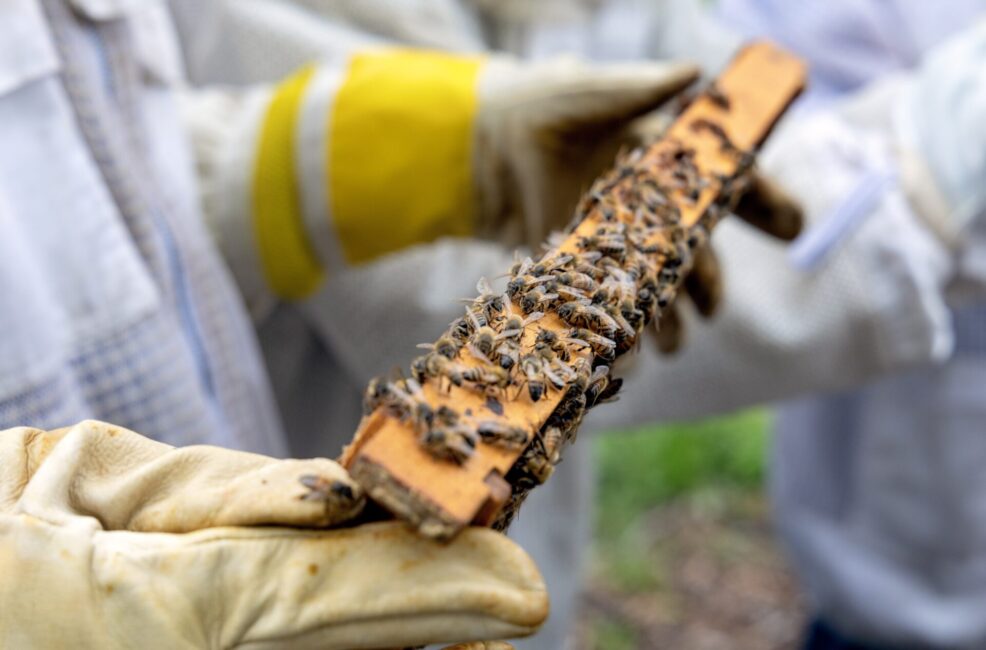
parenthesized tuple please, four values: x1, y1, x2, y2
(0, 421, 547, 649)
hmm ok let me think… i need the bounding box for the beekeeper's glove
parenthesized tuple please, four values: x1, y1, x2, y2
(759, 19, 986, 309)
(0, 421, 547, 649)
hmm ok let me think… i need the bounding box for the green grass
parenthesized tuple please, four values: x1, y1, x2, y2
(590, 409, 771, 593)
(595, 409, 770, 541)
(590, 618, 640, 650)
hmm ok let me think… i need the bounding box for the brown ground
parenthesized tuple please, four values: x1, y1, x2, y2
(575, 492, 807, 650)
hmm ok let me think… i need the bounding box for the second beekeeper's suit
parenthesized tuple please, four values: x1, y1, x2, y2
(611, 4, 986, 647)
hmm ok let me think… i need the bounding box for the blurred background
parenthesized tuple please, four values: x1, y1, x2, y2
(577, 412, 805, 649)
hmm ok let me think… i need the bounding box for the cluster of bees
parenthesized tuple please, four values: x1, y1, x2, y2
(362, 116, 753, 525)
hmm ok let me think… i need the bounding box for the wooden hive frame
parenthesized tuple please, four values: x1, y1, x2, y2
(340, 42, 807, 540)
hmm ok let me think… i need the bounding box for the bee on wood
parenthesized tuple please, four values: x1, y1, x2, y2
(567, 327, 617, 361)
(517, 353, 548, 402)
(557, 301, 619, 338)
(584, 365, 621, 409)
(498, 307, 543, 342)
(363, 377, 434, 433)
(468, 325, 498, 363)
(460, 364, 512, 396)
(495, 339, 520, 371)
(542, 425, 564, 462)
(553, 269, 598, 293)
(530, 253, 573, 278)
(410, 353, 455, 386)
(416, 335, 460, 360)
(577, 232, 627, 260)
(537, 277, 588, 303)
(466, 277, 507, 321)
(514, 442, 555, 489)
(477, 420, 530, 449)
(519, 284, 559, 315)
(446, 315, 474, 346)
(546, 386, 586, 440)
(420, 406, 477, 464)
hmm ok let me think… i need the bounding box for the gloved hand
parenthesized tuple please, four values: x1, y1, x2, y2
(186, 51, 699, 310)
(185, 48, 801, 348)
(754, 19, 986, 308)
(0, 421, 547, 649)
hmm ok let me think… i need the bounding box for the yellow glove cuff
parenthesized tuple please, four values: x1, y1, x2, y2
(251, 50, 483, 300)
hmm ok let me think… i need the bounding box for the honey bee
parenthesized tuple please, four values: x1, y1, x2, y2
(577, 232, 626, 260)
(567, 327, 616, 361)
(498, 308, 543, 342)
(468, 325, 498, 363)
(467, 277, 507, 321)
(410, 353, 454, 386)
(363, 377, 434, 433)
(530, 253, 573, 278)
(446, 315, 474, 346)
(542, 425, 564, 461)
(460, 364, 512, 395)
(583, 365, 620, 409)
(418, 425, 476, 465)
(298, 474, 362, 508)
(519, 285, 559, 314)
(517, 353, 548, 402)
(557, 301, 619, 338)
(495, 340, 520, 371)
(514, 444, 554, 490)
(537, 277, 588, 303)
(416, 334, 460, 360)
(420, 406, 477, 464)
(477, 420, 529, 449)
(547, 382, 587, 439)
(553, 270, 597, 293)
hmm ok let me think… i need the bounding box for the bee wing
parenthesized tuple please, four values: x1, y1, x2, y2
(467, 342, 492, 364)
(557, 286, 586, 301)
(416, 342, 436, 350)
(523, 311, 545, 325)
(552, 360, 577, 382)
(465, 307, 483, 330)
(541, 363, 567, 389)
(476, 276, 493, 296)
(612, 310, 636, 338)
(563, 336, 592, 350)
(496, 328, 522, 340)
(404, 377, 424, 395)
(590, 365, 610, 382)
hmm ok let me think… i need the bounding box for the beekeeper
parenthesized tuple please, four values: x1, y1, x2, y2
(611, 6, 986, 649)
(169, 2, 803, 648)
(0, 0, 800, 647)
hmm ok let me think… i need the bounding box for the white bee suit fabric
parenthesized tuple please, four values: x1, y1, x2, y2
(0, 0, 287, 455)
